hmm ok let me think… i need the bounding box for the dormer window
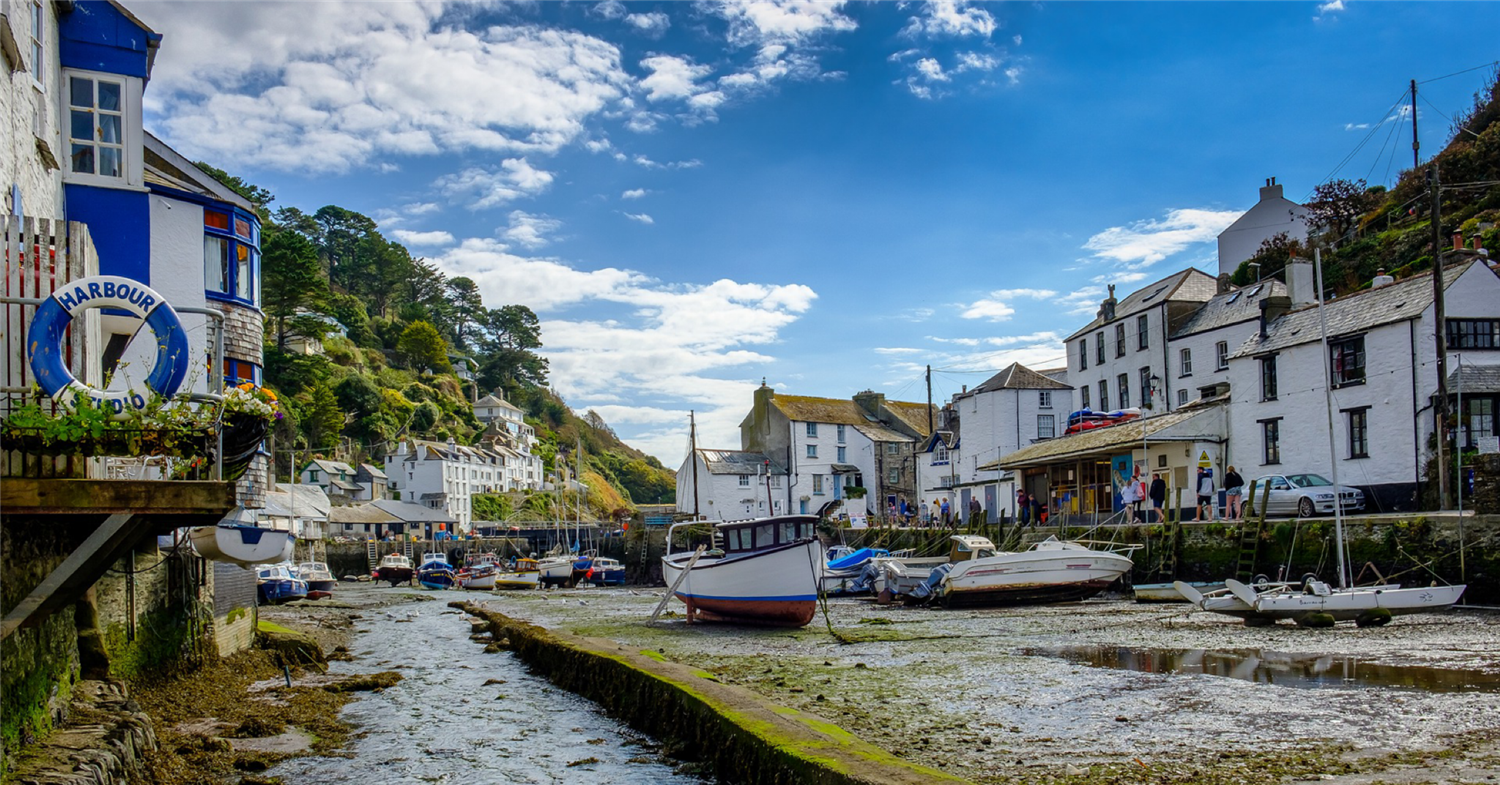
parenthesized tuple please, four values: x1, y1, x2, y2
(68, 75, 124, 178)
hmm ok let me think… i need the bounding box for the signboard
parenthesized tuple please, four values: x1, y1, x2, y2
(1197, 450, 1213, 468)
(1479, 436, 1500, 455)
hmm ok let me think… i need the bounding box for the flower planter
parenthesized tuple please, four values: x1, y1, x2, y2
(217, 414, 269, 481)
(0, 425, 215, 459)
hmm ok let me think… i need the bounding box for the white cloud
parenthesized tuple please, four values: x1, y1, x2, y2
(961, 288, 1056, 321)
(709, 0, 857, 46)
(874, 347, 923, 355)
(640, 54, 714, 102)
(1315, 0, 1346, 19)
(135, 2, 635, 173)
(1055, 286, 1106, 316)
(1093, 271, 1148, 286)
(435, 159, 555, 209)
(623, 212, 655, 224)
(625, 12, 671, 35)
(903, 0, 998, 38)
(1083, 208, 1242, 268)
(954, 51, 998, 73)
(916, 58, 949, 82)
(621, 188, 648, 199)
(633, 155, 702, 169)
(391, 229, 455, 247)
(882, 333, 1067, 381)
(501, 211, 562, 249)
(592, 0, 627, 20)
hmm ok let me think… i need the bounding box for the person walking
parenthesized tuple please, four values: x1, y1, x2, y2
(1119, 470, 1141, 523)
(939, 497, 951, 528)
(1223, 466, 1245, 520)
(1017, 490, 1030, 525)
(1149, 472, 1167, 523)
(1193, 467, 1215, 521)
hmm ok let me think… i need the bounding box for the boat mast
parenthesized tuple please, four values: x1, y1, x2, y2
(690, 411, 701, 520)
(1314, 249, 1351, 589)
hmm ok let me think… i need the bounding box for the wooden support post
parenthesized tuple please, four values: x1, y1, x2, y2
(650, 545, 705, 624)
(1, 513, 135, 640)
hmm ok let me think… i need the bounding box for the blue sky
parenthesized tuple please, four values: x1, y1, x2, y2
(131, 0, 1499, 464)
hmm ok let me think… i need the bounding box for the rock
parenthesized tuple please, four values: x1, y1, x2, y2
(1065, 764, 1085, 776)
(1115, 715, 1129, 723)
(1297, 612, 1337, 629)
(482, 678, 507, 686)
(323, 672, 404, 692)
(255, 627, 327, 671)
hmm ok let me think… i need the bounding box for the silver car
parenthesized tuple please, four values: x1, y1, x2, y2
(1250, 473, 1366, 518)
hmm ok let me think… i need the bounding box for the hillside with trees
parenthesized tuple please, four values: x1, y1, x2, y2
(1231, 70, 1500, 291)
(199, 166, 677, 513)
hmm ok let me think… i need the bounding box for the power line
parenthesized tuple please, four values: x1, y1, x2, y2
(1308, 87, 1411, 197)
(1418, 93, 1484, 141)
(1417, 60, 1500, 85)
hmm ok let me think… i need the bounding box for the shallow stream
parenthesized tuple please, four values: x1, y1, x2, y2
(272, 600, 703, 784)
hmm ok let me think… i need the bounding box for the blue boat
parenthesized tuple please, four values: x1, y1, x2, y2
(589, 557, 626, 586)
(417, 554, 456, 590)
(257, 563, 308, 604)
(822, 546, 890, 595)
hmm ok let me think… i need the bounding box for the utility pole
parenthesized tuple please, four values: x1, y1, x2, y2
(1430, 162, 1449, 510)
(925, 364, 934, 435)
(1410, 79, 1421, 171)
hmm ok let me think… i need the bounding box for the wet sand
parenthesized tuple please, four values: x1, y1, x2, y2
(472, 587, 1500, 784)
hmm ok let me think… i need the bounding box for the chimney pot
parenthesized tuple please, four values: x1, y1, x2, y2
(1453, 232, 1464, 251)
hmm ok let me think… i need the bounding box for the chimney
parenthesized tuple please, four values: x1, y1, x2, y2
(853, 389, 886, 417)
(1099, 284, 1117, 322)
(1453, 232, 1464, 252)
(1259, 176, 1284, 202)
(1216, 273, 1232, 295)
(1371, 268, 1395, 288)
(1259, 295, 1292, 338)
(1285, 257, 1316, 307)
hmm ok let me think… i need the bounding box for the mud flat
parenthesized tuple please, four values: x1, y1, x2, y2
(475, 587, 1500, 784)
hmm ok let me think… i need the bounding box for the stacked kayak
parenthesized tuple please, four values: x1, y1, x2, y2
(1064, 407, 1141, 435)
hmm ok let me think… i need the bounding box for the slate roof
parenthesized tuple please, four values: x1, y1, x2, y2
(1170, 279, 1288, 339)
(143, 132, 254, 211)
(1037, 368, 1069, 384)
(697, 450, 785, 475)
(771, 395, 874, 426)
(1066, 269, 1220, 342)
(475, 394, 522, 411)
(304, 458, 355, 477)
(968, 363, 1073, 395)
(1450, 363, 1500, 395)
(1231, 261, 1482, 359)
(883, 400, 936, 436)
(265, 483, 331, 518)
(371, 499, 456, 523)
(852, 422, 915, 443)
(357, 463, 387, 480)
(329, 504, 400, 524)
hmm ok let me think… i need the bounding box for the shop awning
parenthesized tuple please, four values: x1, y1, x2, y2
(984, 403, 1227, 471)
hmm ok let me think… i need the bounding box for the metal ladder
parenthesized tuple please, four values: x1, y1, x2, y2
(650, 545, 705, 623)
(1234, 481, 1271, 582)
(366, 538, 379, 572)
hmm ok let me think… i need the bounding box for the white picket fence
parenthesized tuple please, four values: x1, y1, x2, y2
(2, 216, 101, 477)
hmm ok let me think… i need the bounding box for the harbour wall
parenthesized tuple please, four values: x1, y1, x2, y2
(0, 518, 238, 768)
(456, 600, 969, 785)
(843, 513, 1500, 603)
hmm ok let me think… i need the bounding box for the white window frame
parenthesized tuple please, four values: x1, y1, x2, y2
(1037, 414, 1055, 440)
(1039, 390, 1052, 409)
(62, 69, 144, 189)
(738, 475, 750, 487)
(1179, 347, 1193, 376)
(836, 424, 846, 443)
(30, 0, 45, 89)
(806, 444, 817, 459)
(805, 422, 818, 437)
(1216, 341, 1229, 370)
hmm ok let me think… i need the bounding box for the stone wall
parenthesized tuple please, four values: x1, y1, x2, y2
(1472, 454, 1500, 515)
(1, 519, 80, 767)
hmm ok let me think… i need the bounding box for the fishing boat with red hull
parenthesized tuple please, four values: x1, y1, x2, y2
(662, 513, 824, 627)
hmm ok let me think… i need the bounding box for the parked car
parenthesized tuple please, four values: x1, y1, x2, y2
(1250, 473, 1365, 518)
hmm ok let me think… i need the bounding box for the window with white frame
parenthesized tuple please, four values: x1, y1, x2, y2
(806, 444, 817, 459)
(1179, 347, 1193, 376)
(738, 475, 750, 487)
(1177, 389, 1188, 406)
(1039, 390, 1052, 409)
(68, 74, 126, 179)
(887, 468, 900, 484)
(1081, 384, 1090, 410)
(30, 1, 45, 87)
(806, 422, 818, 437)
(836, 424, 846, 442)
(1037, 414, 1055, 439)
(1216, 341, 1229, 370)
(812, 474, 824, 494)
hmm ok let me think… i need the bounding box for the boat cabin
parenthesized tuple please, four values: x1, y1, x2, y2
(421, 552, 447, 564)
(948, 535, 998, 563)
(718, 516, 818, 554)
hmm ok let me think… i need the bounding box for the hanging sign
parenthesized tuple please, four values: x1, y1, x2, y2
(27, 275, 189, 418)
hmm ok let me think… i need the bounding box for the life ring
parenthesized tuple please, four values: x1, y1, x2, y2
(26, 275, 190, 418)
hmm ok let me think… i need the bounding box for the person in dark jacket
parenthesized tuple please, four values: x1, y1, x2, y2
(1149, 472, 1167, 522)
(1223, 466, 1245, 520)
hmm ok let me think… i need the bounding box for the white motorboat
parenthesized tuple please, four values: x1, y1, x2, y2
(881, 535, 1135, 607)
(297, 561, 337, 598)
(661, 514, 823, 627)
(1176, 578, 1466, 626)
(374, 553, 414, 586)
(188, 524, 295, 567)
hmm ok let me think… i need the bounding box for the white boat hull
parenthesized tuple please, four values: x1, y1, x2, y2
(189, 525, 295, 568)
(1180, 580, 1467, 622)
(537, 557, 574, 586)
(1133, 581, 1224, 603)
(941, 545, 1133, 607)
(662, 539, 822, 627)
